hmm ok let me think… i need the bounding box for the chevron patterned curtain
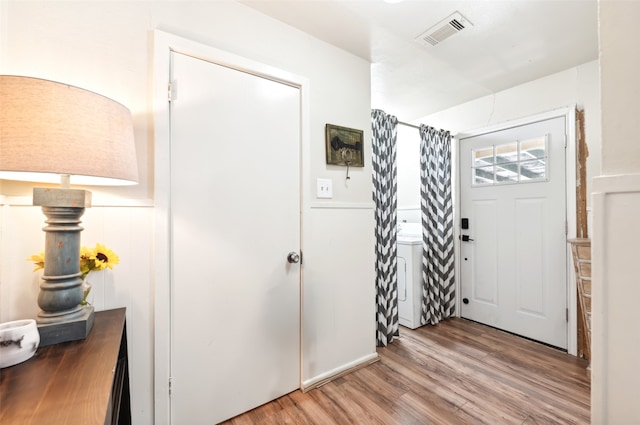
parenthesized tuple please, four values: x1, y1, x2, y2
(419, 125, 455, 325)
(372, 109, 399, 347)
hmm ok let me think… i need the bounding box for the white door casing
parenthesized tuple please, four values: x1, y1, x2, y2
(459, 115, 569, 349)
(153, 31, 308, 425)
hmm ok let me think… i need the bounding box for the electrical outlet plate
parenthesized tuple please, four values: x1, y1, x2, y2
(317, 178, 332, 199)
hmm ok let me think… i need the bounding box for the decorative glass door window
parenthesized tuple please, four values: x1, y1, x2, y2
(471, 136, 547, 186)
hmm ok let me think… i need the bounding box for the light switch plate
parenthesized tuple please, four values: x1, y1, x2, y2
(317, 178, 332, 199)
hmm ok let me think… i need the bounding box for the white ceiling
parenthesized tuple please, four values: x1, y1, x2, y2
(240, 0, 598, 121)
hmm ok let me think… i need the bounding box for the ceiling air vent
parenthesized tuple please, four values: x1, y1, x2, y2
(415, 12, 473, 47)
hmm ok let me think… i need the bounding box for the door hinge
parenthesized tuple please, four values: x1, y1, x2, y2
(566, 308, 569, 322)
(169, 377, 172, 397)
(565, 221, 568, 236)
(300, 250, 303, 265)
(168, 80, 176, 102)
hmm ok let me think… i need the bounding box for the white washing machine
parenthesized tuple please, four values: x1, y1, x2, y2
(397, 223, 423, 329)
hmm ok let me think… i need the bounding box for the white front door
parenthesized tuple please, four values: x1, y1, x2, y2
(169, 51, 301, 424)
(459, 116, 567, 349)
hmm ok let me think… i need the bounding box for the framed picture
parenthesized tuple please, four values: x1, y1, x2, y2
(325, 124, 364, 167)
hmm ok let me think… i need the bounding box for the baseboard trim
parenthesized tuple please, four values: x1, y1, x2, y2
(301, 353, 379, 392)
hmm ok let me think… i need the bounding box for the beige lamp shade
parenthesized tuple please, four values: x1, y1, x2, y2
(0, 75, 138, 186)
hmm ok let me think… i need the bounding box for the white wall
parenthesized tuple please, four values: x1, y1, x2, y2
(0, 2, 375, 424)
(416, 60, 601, 213)
(397, 124, 422, 223)
(591, 1, 640, 423)
(396, 60, 600, 238)
(598, 1, 640, 176)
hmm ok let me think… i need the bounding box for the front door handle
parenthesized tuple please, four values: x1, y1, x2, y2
(460, 235, 475, 242)
(287, 252, 300, 264)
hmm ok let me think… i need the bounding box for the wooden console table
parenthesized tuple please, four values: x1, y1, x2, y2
(0, 308, 131, 425)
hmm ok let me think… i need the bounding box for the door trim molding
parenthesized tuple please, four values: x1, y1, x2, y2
(591, 173, 640, 423)
(454, 106, 578, 355)
(153, 30, 309, 424)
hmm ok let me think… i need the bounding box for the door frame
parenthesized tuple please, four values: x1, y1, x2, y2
(152, 30, 310, 424)
(454, 106, 577, 355)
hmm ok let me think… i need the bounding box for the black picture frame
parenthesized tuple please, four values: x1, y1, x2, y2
(325, 124, 364, 167)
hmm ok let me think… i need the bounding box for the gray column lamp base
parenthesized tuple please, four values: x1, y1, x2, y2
(33, 187, 94, 347)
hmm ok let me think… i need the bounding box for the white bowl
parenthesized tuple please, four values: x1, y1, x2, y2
(0, 319, 40, 368)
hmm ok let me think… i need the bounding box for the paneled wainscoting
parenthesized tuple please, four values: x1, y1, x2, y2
(224, 318, 590, 424)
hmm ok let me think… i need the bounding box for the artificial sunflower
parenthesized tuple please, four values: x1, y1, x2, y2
(79, 246, 94, 277)
(93, 243, 120, 271)
(27, 252, 45, 272)
(28, 243, 120, 306)
(78, 243, 120, 278)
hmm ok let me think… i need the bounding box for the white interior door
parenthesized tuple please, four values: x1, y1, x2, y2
(169, 51, 301, 424)
(459, 116, 567, 349)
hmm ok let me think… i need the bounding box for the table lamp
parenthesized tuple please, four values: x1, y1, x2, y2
(0, 75, 138, 346)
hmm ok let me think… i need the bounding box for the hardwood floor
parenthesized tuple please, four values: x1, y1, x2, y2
(223, 318, 590, 425)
